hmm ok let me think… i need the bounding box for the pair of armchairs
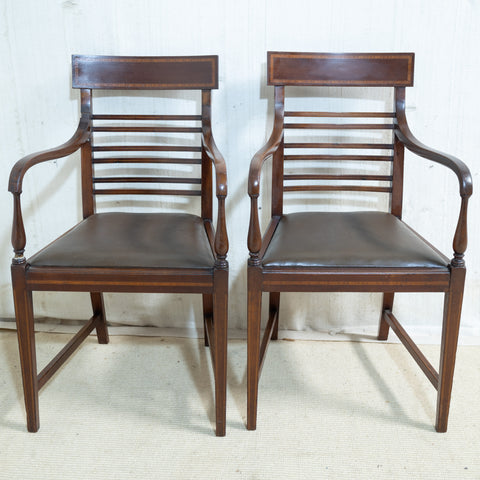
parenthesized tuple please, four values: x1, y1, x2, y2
(9, 53, 471, 436)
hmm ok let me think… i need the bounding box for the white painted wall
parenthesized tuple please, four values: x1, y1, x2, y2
(1, 0, 479, 339)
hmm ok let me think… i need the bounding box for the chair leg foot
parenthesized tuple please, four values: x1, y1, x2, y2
(91, 292, 109, 344)
(378, 292, 394, 340)
(213, 270, 228, 436)
(269, 292, 280, 340)
(12, 265, 39, 432)
(202, 294, 213, 347)
(435, 267, 465, 433)
(247, 268, 262, 431)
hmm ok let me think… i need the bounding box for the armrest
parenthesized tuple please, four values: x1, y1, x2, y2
(395, 89, 472, 265)
(8, 115, 91, 194)
(8, 115, 91, 263)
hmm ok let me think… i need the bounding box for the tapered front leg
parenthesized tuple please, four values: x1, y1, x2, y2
(213, 268, 228, 436)
(247, 266, 262, 430)
(12, 264, 39, 432)
(436, 267, 465, 432)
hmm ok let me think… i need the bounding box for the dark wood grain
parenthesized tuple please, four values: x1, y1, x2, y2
(268, 52, 414, 86)
(247, 51, 472, 434)
(9, 54, 228, 436)
(73, 55, 218, 89)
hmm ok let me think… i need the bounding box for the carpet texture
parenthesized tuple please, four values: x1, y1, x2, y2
(0, 331, 479, 479)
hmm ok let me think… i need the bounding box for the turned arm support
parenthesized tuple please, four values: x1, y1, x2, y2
(201, 96, 228, 267)
(8, 115, 91, 263)
(247, 122, 284, 263)
(395, 88, 472, 266)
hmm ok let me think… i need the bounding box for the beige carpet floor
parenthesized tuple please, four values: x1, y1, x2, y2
(0, 330, 479, 479)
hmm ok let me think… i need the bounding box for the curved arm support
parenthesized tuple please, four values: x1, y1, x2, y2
(8, 115, 91, 263)
(395, 88, 472, 264)
(201, 96, 228, 267)
(248, 88, 285, 262)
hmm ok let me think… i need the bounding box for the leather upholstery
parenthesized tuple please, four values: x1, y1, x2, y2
(262, 212, 449, 269)
(29, 212, 215, 269)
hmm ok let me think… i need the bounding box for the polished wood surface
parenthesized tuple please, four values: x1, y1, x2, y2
(72, 55, 218, 89)
(268, 52, 414, 86)
(247, 51, 472, 433)
(9, 55, 228, 436)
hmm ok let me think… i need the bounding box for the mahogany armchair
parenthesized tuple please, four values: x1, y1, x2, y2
(247, 52, 472, 432)
(9, 55, 228, 436)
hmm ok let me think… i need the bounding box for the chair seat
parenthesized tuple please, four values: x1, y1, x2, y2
(28, 212, 215, 269)
(262, 211, 449, 269)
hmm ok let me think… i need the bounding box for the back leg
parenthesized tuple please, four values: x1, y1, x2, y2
(378, 292, 394, 340)
(269, 292, 280, 340)
(90, 292, 109, 344)
(202, 294, 213, 347)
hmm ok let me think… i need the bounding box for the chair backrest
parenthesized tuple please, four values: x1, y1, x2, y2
(72, 55, 218, 219)
(267, 51, 414, 218)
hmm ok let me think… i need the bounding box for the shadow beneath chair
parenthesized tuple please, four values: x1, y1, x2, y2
(235, 335, 435, 432)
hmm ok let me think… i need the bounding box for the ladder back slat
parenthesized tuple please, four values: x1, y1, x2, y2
(284, 123, 394, 130)
(92, 126, 202, 133)
(284, 143, 394, 150)
(92, 114, 202, 121)
(284, 154, 393, 161)
(93, 188, 202, 196)
(283, 185, 392, 193)
(283, 174, 393, 182)
(285, 111, 396, 118)
(93, 177, 201, 184)
(92, 157, 202, 164)
(92, 146, 202, 152)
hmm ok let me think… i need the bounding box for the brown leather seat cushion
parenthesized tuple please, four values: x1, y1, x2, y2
(29, 212, 215, 269)
(262, 212, 449, 268)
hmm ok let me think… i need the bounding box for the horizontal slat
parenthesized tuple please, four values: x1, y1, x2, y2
(92, 157, 202, 164)
(93, 188, 202, 196)
(284, 123, 394, 130)
(284, 154, 393, 161)
(285, 111, 396, 118)
(92, 114, 202, 121)
(92, 145, 202, 152)
(93, 126, 202, 133)
(93, 176, 201, 184)
(284, 174, 393, 181)
(283, 185, 392, 193)
(284, 142, 394, 150)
